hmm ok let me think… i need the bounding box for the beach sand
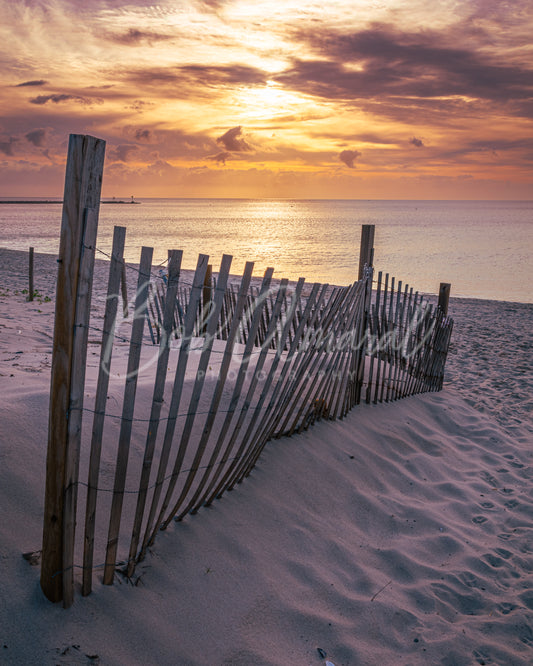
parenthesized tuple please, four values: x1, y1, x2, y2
(0, 247, 532, 665)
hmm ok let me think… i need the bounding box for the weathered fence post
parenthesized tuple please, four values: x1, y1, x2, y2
(358, 224, 375, 280)
(28, 246, 34, 301)
(355, 224, 375, 402)
(41, 134, 105, 606)
(438, 282, 451, 315)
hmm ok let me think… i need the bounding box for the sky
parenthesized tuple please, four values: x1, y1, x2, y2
(1, 0, 533, 199)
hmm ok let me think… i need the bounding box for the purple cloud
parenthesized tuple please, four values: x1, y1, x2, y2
(16, 79, 47, 87)
(26, 129, 47, 147)
(111, 144, 139, 162)
(339, 149, 361, 168)
(216, 126, 252, 152)
(410, 137, 424, 147)
(207, 151, 231, 165)
(29, 93, 98, 105)
(0, 138, 17, 156)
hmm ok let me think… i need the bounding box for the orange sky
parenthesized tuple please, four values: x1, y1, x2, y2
(1, 0, 533, 199)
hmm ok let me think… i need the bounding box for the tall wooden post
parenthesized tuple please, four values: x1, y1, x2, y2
(28, 247, 34, 301)
(41, 134, 105, 606)
(438, 282, 451, 315)
(358, 224, 375, 280)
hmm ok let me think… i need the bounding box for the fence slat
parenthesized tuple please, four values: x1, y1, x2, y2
(171, 262, 255, 518)
(62, 207, 99, 607)
(82, 225, 126, 596)
(28, 246, 34, 301)
(204, 278, 290, 498)
(103, 246, 153, 585)
(139, 254, 210, 556)
(233, 282, 324, 483)
(125, 250, 183, 577)
(225, 278, 306, 489)
(190, 268, 274, 505)
(41, 134, 105, 605)
(159, 254, 234, 528)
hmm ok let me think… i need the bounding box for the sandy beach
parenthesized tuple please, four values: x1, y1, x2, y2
(1, 247, 532, 665)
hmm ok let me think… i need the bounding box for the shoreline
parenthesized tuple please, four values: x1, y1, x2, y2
(0, 200, 140, 205)
(1, 245, 532, 306)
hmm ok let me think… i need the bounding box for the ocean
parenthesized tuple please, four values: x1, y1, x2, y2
(0, 198, 531, 303)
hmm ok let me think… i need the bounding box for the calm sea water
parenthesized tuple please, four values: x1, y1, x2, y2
(0, 198, 531, 302)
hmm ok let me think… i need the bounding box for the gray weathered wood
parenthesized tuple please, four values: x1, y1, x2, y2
(197, 268, 275, 504)
(126, 250, 183, 577)
(121, 263, 128, 317)
(139, 254, 209, 557)
(160, 255, 234, 525)
(82, 226, 126, 596)
(103, 246, 153, 585)
(28, 247, 34, 301)
(358, 224, 375, 280)
(41, 133, 105, 605)
(174, 262, 255, 517)
(438, 282, 451, 315)
(62, 207, 99, 607)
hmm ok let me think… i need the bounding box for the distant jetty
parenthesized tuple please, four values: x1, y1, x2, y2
(0, 198, 141, 204)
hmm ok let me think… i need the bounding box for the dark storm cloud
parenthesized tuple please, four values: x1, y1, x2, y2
(29, 93, 99, 105)
(26, 129, 47, 146)
(16, 80, 47, 87)
(216, 126, 252, 152)
(274, 25, 533, 114)
(410, 137, 424, 147)
(339, 149, 361, 168)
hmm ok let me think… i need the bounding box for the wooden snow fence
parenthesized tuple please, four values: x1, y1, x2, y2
(40, 135, 453, 606)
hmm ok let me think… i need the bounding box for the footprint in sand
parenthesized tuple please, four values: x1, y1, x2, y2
(504, 498, 519, 509)
(472, 516, 488, 524)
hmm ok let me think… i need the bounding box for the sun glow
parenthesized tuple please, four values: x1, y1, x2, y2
(235, 82, 314, 122)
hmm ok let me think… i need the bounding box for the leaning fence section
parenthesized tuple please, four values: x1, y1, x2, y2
(78, 239, 373, 595)
(40, 134, 454, 607)
(73, 241, 452, 601)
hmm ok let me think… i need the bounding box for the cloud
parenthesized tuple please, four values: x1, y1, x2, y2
(339, 149, 361, 168)
(111, 144, 139, 162)
(29, 93, 99, 105)
(410, 137, 424, 147)
(275, 25, 533, 120)
(216, 126, 252, 152)
(106, 28, 174, 45)
(26, 129, 47, 147)
(134, 129, 152, 141)
(16, 80, 47, 87)
(207, 151, 231, 165)
(0, 137, 17, 156)
(125, 64, 267, 92)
